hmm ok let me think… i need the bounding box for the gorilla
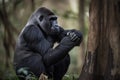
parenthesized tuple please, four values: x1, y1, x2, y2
(13, 7, 83, 80)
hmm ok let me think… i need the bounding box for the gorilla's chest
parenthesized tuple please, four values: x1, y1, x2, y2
(45, 36, 55, 48)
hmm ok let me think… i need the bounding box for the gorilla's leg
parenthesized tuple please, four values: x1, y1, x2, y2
(53, 54, 70, 80)
(15, 54, 46, 79)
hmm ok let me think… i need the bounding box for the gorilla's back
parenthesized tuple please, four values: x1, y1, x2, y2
(13, 25, 37, 67)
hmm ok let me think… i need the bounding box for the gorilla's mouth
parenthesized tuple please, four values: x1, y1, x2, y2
(50, 26, 60, 34)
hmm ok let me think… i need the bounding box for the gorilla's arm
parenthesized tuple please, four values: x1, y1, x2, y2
(55, 28, 80, 43)
(43, 37, 75, 66)
(53, 27, 70, 42)
(23, 25, 76, 67)
(45, 29, 83, 66)
(23, 26, 51, 55)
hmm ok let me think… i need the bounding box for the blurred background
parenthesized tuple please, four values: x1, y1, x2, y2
(0, 0, 90, 79)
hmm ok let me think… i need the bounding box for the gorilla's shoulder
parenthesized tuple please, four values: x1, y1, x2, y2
(23, 24, 41, 34)
(22, 25, 43, 41)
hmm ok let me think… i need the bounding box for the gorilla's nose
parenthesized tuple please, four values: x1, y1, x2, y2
(54, 25, 60, 32)
(51, 25, 60, 34)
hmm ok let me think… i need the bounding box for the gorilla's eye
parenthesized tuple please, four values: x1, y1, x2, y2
(39, 15, 44, 21)
(49, 17, 57, 21)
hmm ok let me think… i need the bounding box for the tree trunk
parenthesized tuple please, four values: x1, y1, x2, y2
(79, 0, 120, 80)
(0, 0, 18, 67)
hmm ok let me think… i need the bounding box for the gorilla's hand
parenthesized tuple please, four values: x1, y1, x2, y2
(67, 30, 83, 46)
(60, 37, 75, 46)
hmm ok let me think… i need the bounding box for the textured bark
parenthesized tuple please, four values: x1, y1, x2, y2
(79, 0, 120, 80)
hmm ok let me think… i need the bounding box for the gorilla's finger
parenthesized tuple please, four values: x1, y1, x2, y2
(71, 36, 78, 41)
(67, 32, 71, 36)
(71, 33, 76, 38)
(69, 32, 74, 37)
(71, 32, 76, 38)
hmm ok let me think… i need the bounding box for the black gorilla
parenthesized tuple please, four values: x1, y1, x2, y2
(14, 7, 83, 80)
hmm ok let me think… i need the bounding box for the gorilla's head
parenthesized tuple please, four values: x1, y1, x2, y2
(33, 7, 62, 36)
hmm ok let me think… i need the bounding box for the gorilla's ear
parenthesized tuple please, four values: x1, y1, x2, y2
(39, 15, 44, 21)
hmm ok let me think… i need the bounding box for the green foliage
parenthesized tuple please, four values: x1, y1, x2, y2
(63, 74, 78, 80)
(0, 65, 19, 80)
(17, 67, 37, 80)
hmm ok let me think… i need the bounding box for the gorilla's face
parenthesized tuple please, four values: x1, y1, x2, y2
(37, 14, 61, 36)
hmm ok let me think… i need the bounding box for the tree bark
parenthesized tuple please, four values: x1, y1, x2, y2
(79, 0, 120, 80)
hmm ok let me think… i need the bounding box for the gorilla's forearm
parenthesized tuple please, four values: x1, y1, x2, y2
(43, 37, 75, 67)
